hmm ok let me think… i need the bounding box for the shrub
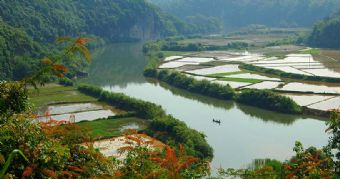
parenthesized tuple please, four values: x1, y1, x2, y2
(236, 89, 302, 114)
(58, 78, 73, 86)
(0, 81, 28, 115)
(146, 116, 214, 159)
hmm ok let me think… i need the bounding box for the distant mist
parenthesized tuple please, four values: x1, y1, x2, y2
(148, 0, 340, 31)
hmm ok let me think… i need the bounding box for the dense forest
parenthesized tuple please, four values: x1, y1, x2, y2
(149, 0, 340, 31)
(0, 0, 187, 43)
(0, 19, 43, 80)
(308, 14, 340, 48)
(0, 0, 198, 80)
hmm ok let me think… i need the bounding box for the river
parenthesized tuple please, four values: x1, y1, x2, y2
(84, 42, 329, 170)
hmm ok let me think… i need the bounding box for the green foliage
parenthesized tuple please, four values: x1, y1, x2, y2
(58, 77, 74, 86)
(0, 149, 29, 179)
(0, 0, 188, 43)
(236, 89, 302, 114)
(0, 81, 29, 115)
(284, 141, 334, 178)
(77, 117, 146, 139)
(308, 15, 340, 48)
(0, 114, 118, 178)
(326, 111, 340, 175)
(146, 116, 213, 160)
(240, 63, 340, 84)
(0, 19, 43, 80)
(301, 48, 321, 55)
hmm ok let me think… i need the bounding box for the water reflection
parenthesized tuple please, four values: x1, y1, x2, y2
(85, 43, 147, 87)
(148, 78, 327, 125)
(147, 78, 234, 110)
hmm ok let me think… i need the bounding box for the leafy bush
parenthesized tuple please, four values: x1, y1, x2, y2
(236, 89, 302, 114)
(58, 78, 74, 86)
(308, 15, 340, 48)
(146, 116, 214, 159)
(0, 115, 117, 178)
(0, 81, 28, 115)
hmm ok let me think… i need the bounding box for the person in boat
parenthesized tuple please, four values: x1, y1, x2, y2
(213, 119, 221, 123)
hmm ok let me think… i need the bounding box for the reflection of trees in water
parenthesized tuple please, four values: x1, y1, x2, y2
(235, 103, 321, 125)
(83, 43, 147, 87)
(147, 78, 324, 125)
(146, 78, 235, 110)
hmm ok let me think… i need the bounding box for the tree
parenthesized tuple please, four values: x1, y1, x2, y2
(326, 111, 340, 176)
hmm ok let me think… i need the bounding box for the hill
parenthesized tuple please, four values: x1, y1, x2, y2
(0, 0, 193, 80)
(308, 14, 340, 48)
(149, 0, 340, 31)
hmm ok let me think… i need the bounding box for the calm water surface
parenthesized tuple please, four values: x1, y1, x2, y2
(84, 43, 329, 170)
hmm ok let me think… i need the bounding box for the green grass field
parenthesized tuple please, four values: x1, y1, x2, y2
(161, 50, 193, 57)
(199, 61, 230, 67)
(28, 84, 97, 108)
(77, 117, 148, 139)
(219, 77, 263, 83)
(301, 48, 321, 55)
(207, 71, 246, 77)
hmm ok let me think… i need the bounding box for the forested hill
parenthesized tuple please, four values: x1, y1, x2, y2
(0, 0, 195, 80)
(308, 14, 340, 48)
(149, 0, 340, 31)
(0, 0, 189, 43)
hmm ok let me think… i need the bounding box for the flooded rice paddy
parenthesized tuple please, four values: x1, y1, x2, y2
(39, 103, 117, 122)
(243, 81, 283, 90)
(186, 64, 241, 75)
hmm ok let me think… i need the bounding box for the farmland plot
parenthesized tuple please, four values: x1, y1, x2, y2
(186, 64, 241, 75)
(243, 81, 283, 90)
(278, 82, 340, 94)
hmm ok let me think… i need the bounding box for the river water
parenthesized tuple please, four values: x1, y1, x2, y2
(84, 43, 329, 170)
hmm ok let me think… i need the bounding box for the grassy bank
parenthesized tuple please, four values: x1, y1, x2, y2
(77, 117, 148, 139)
(28, 84, 97, 108)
